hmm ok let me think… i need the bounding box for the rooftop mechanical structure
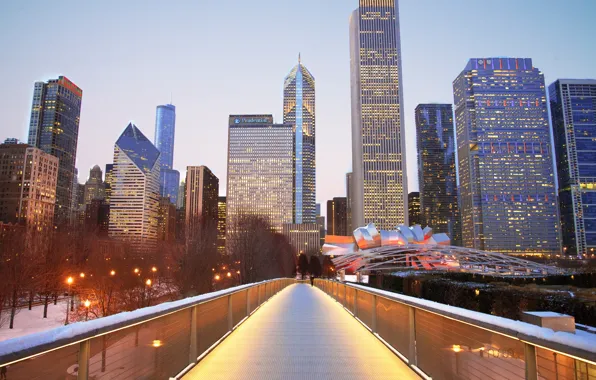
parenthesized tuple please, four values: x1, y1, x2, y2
(323, 223, 561, 277)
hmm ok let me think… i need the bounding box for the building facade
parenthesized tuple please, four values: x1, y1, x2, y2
(346, 172, 353, 233)
(282, 223, 321, 256)
(154, 104, 179, 205)
(0, 141, 58, 230)
(226, 115, 294, 234)
(283, 56, 316, 223)
(349, 0, 407, 229)
(157, 197, 176, 242)
(84, 199, 109, 236)
(327, 197, 348, 236)
(104, 164, 114, 204)
(408, 192, 421, 226)
(549, 79, 596, 256)
(218, 196, 226, 254)
(185, 166, 219, 242)
(108, 123, 161, 251)
(84, 165, 105, 205)
(454, 58, 560, 255)
(28, 76, 83, 225)
(415, 104, 461, 245)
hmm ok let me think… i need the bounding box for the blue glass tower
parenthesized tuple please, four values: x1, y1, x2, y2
(283, 55, 316, 224)
(550, 79, 596, 256)
(154, 104, 179, 204)
(454, 58, 560, 255)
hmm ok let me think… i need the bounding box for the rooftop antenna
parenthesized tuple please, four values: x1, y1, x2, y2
(298, 52, 301, 64)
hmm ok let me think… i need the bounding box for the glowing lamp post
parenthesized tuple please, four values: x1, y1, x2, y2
(84, 299, 91, 321)
(65, 277, 74, 325)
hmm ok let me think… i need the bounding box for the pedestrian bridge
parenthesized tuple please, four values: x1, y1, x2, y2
(0, 279, 594, 380)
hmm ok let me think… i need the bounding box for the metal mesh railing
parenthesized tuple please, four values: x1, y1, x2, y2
(315, 279, 596, 380)
(0, 278, 294, 380)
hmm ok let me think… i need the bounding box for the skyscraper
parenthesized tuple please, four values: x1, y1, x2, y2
(283, 56, 316, 223)
(454, 58, 560, 255)
(226, 115, 294, 234)
(549, 79, 596, 256)
(157, 197, 176, 242)
(282, 223, 321, 256)
(154, 104, 180, 204)
(104, 164, 114, 204)
(408, 192, 421, 226)
(0, 141, 58, 230)
(217, 196, 227, 254)
(185, 166, 219, 243)
(28, 76, 83, 225)
(84, 165, 105, 204)
(109, 123, 161, 251)
(346, 172, 353, 232)
(349, 0, 407, 229)
(327, 197, 348, 236)
(415, 104, 461, 245)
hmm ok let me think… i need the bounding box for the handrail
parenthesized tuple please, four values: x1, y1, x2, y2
(0, 278, 294, 377)
(315, 278, 596, 380)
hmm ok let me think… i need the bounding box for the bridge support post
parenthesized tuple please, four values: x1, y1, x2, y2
(77, 339, 90, 380)
(408, 307, 417, 366)
(524, 343, 538, 380)
(190, 306, 198, 364)
(246, 288, 251, 317)
(354, 289, 358, 317)
(371, 295, 377, 333)
(228, 295, 233, 332)
(257, 284, 261, 306)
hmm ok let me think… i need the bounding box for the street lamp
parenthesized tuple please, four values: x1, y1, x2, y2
(84, 299, 91, 321)
(214, 274, 221, 281)
(110, 270, 116, 276)
(145, 279, 152, 286)
(65, 277, 74, 325)
(226, 272, 232, 278)
(134, 268, 140, 274)
(80, 272, 85, 278)
(151, 267, 157, 273)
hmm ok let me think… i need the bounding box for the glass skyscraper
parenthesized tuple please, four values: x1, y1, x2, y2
(226, 115, 294, 235)
(283, 56, 316, 224)
(28, 76, 83, 225)
(549, 79, 596, 256)
(109, 123, 161, 251)
(154, 104, 179, 205)
(454, 58, 560, 255)
(415, 104, 461, 245)
(349, 0, 408, 229)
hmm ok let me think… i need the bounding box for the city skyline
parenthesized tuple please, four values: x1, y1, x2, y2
(1, 1, 596, 220)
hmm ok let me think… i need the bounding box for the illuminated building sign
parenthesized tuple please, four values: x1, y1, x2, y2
(230, 115, 273, 125)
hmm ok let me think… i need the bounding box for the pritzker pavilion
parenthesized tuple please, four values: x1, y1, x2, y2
(323, 223, 560, 277)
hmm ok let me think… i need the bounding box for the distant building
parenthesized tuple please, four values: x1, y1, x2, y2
(454, 58, 560, 255)
(0, 142, 58, 230)
(177, 180, 186, 210)
(350, 1, 407, 229)
(28, 76, 83, 225)
(316, 215, 325, 249)
(408, 192, 421, 226)
(217, 196, 226, 254)
(346, 172, 353, 233)
(154, 104, 180, 204)
(226, 115, 294, 234)
(73, 182, 86, 228)
(84, 199, 109, 236)
(185, 166, 219, 242)
(327, 197, 348, 236)
(550, 79, 596, 256)
(283, 56, 316, 223)
(282, 223, 321, 256)
(108, 123, 161, 251)
(415, 104, 461, 245)
(104, 164, 114, 204)
(84, 165, 105, 204)
(157, 197, 176, 242)
(316, 203, 321, 217)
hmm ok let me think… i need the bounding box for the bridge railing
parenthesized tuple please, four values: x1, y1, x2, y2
(0, 278, 294, 379)
(315, 278, 596, 380)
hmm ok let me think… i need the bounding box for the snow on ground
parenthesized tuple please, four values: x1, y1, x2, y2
(0, 300, 68, 342)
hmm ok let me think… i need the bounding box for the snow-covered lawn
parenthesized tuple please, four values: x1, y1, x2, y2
(0, 300, 68, 342)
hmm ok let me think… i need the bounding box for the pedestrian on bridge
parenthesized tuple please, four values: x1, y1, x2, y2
(309, 274, 314, 287)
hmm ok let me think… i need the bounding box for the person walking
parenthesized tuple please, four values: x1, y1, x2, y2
(309, 274, 314, 287)
(1, 365, 8, 380)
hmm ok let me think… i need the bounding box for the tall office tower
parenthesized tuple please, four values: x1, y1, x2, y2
(283, 56, 316, 223)
(226, 115, 294, 234)
(185, 166, 219, 243)
(408, 192, 421, 226)
(349, 1, 407, 229)
(154, 104, 180, 204)
(70, 168, 80, 222)
(326, 197, 348, 236)
(157, 197, 176, 242)
(282, 223, 321, 256)
(415, 104, 461, 245)
(454, 58, 560, 255)
(0, 141, 58, 230)
(84, 199, 109, 236)
(316, 203, 321, 216)
(549, 79, 596, 256)
(104, 164, 114, 204)
(109, 123, 161, 251)
(28, 76, 83, 225)
(74, 183, 86, 227)
(346, 172, 353, 232)
(217, 196, 226, 254)
(84, 165, 105, 204)
(177, 180, 186, 209)
(316, 215, 325, 248)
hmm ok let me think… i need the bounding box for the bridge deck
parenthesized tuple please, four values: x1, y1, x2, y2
(184, 283, 418, 380)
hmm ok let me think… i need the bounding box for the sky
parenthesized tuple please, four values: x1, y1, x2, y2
(1, 0, 595, 219)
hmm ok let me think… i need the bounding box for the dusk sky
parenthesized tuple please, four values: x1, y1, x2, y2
(1, 0, 595, 218)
